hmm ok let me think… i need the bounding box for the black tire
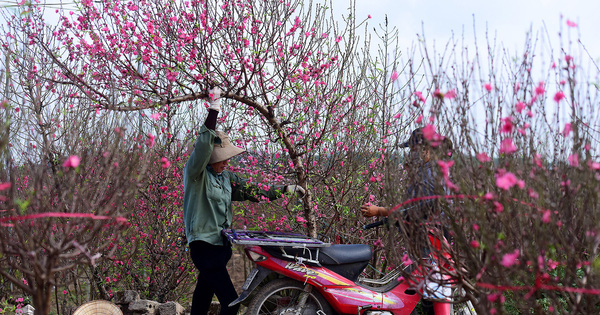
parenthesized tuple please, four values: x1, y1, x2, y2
(246, 278, 333, 315)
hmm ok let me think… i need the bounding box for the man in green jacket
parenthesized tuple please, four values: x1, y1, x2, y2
(183, 87, 304, 315)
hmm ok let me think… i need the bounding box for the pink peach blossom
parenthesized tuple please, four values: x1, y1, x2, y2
(493, 201, 504, 213)
(166, 70, 178, 82)
(565, 55, 573, 64)
(438, 160, 459, 191)
(500, 116, 514, 134)
(562, 123, 572, 137)
(146, 134, 155, 147)
(501, 249, 520, 267)
(496, 171, 519, 190)
(444, 89, 456, 99)
(515, 101, 526, 113)
(422, 124, 436, 141)
(476, 152, 491, 163)
(413, 91, 426, 103)
(62, 155, 80, 168)
(589, 161, 600, 170)
(437, 160, 453, 177)
(542, 210, 551, 223)
(401, 253, 413, 265)
(528, 189, 539, 199)
(499, 138, 517, 154)
(535, 82, 545, 96)
(554, 91, 565, 103)
(568, 154, 579, 167)
(161, 157, 171, 168)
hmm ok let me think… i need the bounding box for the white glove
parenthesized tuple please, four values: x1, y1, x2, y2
(207, 87, 221, 112)
(285, 185, 305, 198)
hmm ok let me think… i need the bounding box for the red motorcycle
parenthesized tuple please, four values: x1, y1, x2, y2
(224, 220, 464, 315)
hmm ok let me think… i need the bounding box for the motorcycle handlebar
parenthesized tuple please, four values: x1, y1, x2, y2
(362, 218, 388, 230)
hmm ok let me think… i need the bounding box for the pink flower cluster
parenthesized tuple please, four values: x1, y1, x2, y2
(63, 155, 80, 168)
(495, 170, 525, 190)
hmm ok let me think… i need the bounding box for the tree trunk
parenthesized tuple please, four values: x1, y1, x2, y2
(304, 192, 317, 238)
(32, 281, 52, 315)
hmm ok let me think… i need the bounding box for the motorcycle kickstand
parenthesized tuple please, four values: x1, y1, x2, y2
(295, 283, 313, 314)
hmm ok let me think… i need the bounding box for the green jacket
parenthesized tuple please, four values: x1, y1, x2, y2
(183, 126, 285, 245)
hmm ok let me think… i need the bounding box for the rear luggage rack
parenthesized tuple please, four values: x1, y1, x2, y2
(222, 229, 331, 247)
(222, 229, 331, 265)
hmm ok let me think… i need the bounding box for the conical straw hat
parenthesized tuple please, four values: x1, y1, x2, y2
(73, 300, 123, 315)
(209, 130, 246, 164)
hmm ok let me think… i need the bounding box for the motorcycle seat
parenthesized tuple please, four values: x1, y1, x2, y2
(265, 244, 372, 265)
(319, 244, 373, 265)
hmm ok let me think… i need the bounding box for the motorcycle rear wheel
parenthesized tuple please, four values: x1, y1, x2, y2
(246, 278, 333, 315)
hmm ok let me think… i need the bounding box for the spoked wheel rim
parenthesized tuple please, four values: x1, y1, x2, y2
(247, 279, 332, 315)
(255, 285, 326, 314)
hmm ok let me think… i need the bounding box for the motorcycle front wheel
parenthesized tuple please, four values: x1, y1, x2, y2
(246, 278, 333, 315)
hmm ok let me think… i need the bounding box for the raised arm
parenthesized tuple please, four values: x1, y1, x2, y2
(185, 88, 221, 177)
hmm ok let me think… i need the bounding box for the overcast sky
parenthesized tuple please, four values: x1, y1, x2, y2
(330, 0, 600, 60)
